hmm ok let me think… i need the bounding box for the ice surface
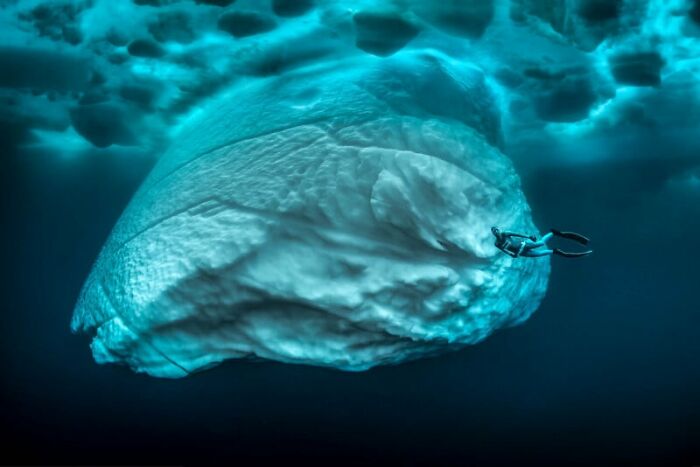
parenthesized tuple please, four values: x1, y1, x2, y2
(0, 0, 688, 376)
(71, 50, 549, 377)
(1, 0, 699, 157)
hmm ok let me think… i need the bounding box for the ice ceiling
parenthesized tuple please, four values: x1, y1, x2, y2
(2, 0, 698, 377)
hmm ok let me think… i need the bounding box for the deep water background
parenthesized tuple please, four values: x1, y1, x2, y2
(2, 117, 700, 466)
(2, 0, 700, 465)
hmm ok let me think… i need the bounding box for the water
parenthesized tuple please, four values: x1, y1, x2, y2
(2, 0, 700, 464)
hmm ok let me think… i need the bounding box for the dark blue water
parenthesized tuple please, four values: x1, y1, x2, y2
(3, 0, 700, 463)
(2, 122, 699, 465)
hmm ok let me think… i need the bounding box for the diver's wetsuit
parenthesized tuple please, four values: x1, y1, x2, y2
(492, 228, 592, 258)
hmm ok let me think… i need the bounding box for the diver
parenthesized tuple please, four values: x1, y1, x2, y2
(491, 227, 592, 258)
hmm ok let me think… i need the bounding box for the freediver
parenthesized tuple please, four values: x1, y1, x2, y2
(491, 227, 593, 258)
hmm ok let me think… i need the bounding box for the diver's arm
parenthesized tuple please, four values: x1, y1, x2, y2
(497, 245, 516, 258)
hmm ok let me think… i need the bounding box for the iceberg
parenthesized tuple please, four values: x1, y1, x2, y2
(71, 50, 549, 377)
(1, 0, 696, 377)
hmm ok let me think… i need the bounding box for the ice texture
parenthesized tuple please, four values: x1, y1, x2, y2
(2, 0, 699, 161)
(22, 0, 694, 377)
(71, 51, 549, 377)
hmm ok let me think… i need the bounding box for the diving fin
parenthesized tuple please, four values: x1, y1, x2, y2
(553, 248, 593, 258)
(551, 229, 590, 245)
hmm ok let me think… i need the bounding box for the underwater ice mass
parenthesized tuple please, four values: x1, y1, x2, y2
(73, 51, 549, 377)
(2, 0, 694, 376)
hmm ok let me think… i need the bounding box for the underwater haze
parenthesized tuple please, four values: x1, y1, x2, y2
(1, 0, 700, 465)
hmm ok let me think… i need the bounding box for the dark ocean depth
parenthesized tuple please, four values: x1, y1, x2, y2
(2, 0, 700, 465)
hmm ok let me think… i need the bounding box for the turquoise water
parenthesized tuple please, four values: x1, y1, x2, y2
(1, 0, 700, 464)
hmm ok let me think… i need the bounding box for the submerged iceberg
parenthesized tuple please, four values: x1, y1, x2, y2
(0, 0, 691, 376)
(71, 49, 549, 377)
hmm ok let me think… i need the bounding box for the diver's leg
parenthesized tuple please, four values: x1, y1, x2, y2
(529, 232, 554, 248)
(521, 248, 553, 257)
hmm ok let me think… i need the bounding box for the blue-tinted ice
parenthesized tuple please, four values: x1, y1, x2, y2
(1, 0, 685, 376)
